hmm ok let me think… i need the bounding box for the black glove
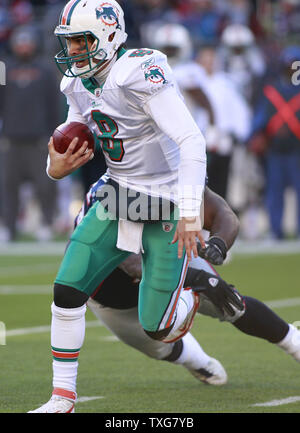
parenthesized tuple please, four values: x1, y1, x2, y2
(197, 236, 227, 265)
(185, 268, 244, 317)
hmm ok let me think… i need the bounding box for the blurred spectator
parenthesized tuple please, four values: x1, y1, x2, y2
(152, 22, 194, 67)
(0, 25, 61, 241)
(274, 0, 300, 43)
(224, 0, 251, 25)
(152, 23, 215, 125)
(0, 0, 34, 55)
(249, 45, 300, 239)
(195, 45, 251, 200)
(0, 2, 13, 54)
(117, 0, 142, 47)
(178, 0, 228, 45)
(136, 0, 179, 46)
(42, 0, 69, 63)
(219, 23, 266, 105)
(11, 0, 34, 26)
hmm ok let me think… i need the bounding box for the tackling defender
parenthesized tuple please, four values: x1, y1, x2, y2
(80, 176, 300, 382)
(30, 0, 208, 412)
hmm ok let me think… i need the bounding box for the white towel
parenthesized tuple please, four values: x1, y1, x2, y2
(116, 219, 144, 254)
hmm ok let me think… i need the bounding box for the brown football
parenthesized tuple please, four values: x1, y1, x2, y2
(52, 122, 95, 154)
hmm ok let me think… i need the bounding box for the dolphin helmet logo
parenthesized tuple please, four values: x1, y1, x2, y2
(96, 3, 121, 29)
(144, 65, 167, 84)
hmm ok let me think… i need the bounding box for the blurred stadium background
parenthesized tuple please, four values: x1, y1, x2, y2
(0, 0, 300, 413)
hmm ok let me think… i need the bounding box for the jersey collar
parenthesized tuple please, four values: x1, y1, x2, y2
(81, 48, 127, 95)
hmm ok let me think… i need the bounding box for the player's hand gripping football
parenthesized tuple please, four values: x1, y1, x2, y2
(47, 136, 94, 179)
(172, 216, 206, 261)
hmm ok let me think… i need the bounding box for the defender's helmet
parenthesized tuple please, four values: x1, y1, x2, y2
(221, 24, 254, 48)
(152, 23, 192, 66)
(54, 0, 127, 78)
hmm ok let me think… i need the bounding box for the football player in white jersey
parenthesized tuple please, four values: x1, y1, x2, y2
(29, 0, 209, 413)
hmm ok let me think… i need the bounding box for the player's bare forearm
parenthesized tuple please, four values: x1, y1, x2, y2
(203, 187, 239, 250)
(47, 136, 94, 179)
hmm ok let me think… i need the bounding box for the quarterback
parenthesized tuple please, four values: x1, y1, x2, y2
(30, 0, 208, 412)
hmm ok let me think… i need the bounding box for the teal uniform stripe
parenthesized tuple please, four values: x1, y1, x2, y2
(66, 0, 82, 25)
(51, 346, 81, 353)
(52, 356, 79, 363)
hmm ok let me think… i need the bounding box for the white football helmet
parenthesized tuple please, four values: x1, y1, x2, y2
(152, 23, 192, 66)
(221, 24, 254, 48)
(54, 0, 128, 78)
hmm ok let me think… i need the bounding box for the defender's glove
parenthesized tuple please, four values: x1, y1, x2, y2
(185, 268, 244, 317)
(197, 236, 227, 265)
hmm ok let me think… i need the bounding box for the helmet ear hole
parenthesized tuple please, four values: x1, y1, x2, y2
(108, 32, 116, 42)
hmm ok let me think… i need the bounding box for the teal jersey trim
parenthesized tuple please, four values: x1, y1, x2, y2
(81, 48, 127, 95)
(81, 76, 100, 94)
(117, 47, 127, 60)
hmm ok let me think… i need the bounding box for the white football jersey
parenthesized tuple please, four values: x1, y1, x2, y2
(60, 48, 207, 216)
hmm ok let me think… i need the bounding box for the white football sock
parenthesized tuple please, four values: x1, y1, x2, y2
(51, 302, 86, 396)
(173, 332, 211, 369)
(277, 323, 300, 362)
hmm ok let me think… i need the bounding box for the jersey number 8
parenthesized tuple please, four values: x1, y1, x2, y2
(92, 110, 125, 162)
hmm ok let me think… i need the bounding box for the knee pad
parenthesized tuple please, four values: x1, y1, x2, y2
(53, 283, 89, 308)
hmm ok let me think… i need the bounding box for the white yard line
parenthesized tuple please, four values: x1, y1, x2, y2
(3, 295, 300, 338)
(6, 321, 104, 337)
(253, 396, 300, 407)
(2, 283, 300, 309)
(265, 297, 300, 309)
(0, 285, 51, 295)
(6, 325, 52, 337)
(77, 396, 105, 403)
(0, 263, 59, 276)
(0, 242, 66, 256)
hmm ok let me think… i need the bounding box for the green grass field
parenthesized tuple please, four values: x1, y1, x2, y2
(0, 250, 300, 414)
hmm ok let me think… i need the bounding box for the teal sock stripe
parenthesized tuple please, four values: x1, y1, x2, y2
(51, 346, 81, 362)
